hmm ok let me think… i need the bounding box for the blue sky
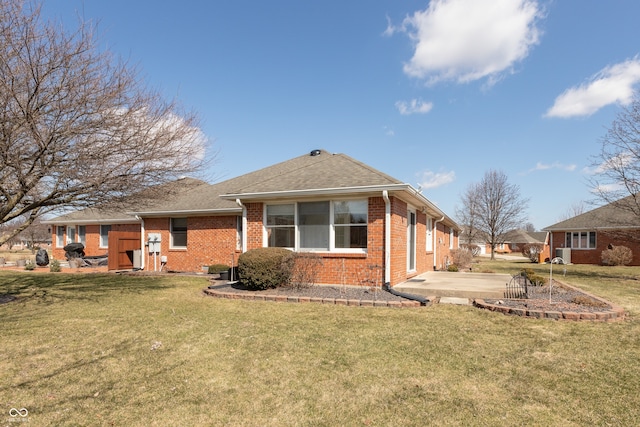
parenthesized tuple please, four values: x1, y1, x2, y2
(41, 0, 640, 230)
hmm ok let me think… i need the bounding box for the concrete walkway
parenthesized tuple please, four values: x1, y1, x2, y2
(394, 271, 512, 300)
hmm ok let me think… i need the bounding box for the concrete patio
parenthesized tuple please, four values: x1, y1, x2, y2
(394, 271, 512, 300)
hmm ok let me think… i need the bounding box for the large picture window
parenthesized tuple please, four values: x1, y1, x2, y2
(171, 218, 187, 248)
(565, 231, 596, 249)
(265, 200, 368, 252)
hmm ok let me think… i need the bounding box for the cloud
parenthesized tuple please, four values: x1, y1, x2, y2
(395, 99, 433, 115)
(524, 162, 577, 174)
(383, 126, 395, 137)
(545, 58, 640, 118)
(417, 169, 456, 189)
(583, 152, 634, 175)
(394, 0, 542, 85)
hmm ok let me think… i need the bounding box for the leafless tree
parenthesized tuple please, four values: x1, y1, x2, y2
(589, 94, 640, 224)
(456, 184, 482, 245)
(458, 170, 529, 260)
(557, 201, 587, 222)
(0, 0, 209, 246)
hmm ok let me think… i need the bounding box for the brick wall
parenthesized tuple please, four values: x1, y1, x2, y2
(550, 230, 640, 266)
(50, 223, 139, 261)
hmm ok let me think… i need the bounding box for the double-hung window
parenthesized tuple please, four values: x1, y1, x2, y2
(66, 226, 76, 244)
(334, 200, 367, 249)
(99, 225, 111, 248)
(299, 201, 330, 250)
(78, 226, 86, 245)
(171, 218, 187, 249)
(56, 226, 65, 247)
(565, 231, 596, 249)
(266, 204, 295, 248)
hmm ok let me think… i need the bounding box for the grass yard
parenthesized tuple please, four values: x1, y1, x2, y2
(1, 261, 640, 426)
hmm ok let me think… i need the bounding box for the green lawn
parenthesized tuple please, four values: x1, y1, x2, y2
(1, 261, 639, 426)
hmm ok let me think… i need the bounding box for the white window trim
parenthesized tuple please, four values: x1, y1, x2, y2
(99, 225, 111, 248)
(566, 231, 597, 249)
(170, 218, 187, 249)
(263, 199, 368, 254)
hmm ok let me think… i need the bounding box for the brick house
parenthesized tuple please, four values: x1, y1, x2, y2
(543, 197, 640, 266)
(44, 150, 460, 286)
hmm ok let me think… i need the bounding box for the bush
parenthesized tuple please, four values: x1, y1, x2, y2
(237, 247, 295, 290)
(447, 264, 459, 272)
(288, 253, 323, 290)
(522, 243, 543, 263)
(24, 260, 35, 271)
(207, 264, 230, 274)
(450, 248, 473, 270)
(49, 259, 61, 272)
(520, 268, 546, 286)
(460, 244, 481, 257)
(601, 245, 633, 266)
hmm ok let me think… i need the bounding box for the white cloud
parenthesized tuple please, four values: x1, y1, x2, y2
(383, 126, 395, 137)
(525, 162, 577, 174)
(395, 0, 542, 85)
(417, 169, 456, 189)
(583, 152, 634, 175)
(545, 58, 640, 118)
(395, 99, 433, 115)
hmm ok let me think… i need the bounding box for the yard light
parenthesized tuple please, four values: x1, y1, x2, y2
(549, 257, 565, 304)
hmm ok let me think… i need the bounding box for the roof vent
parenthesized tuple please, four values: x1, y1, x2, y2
(310, 149, 321, 156)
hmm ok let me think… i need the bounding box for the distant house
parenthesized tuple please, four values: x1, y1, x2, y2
(44, 150, 460, 286)
(543, 197, 640, 266)
(460, 228, 548, 258)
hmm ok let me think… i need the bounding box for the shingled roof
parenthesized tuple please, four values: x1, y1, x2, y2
(45, 150, 458, 228)
(544, 196, 640, 231)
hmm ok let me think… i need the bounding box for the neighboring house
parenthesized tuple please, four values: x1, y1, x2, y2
(543, 197, 640, 266)
(44, 150, 460, 286)
(502, 229, 550, 261)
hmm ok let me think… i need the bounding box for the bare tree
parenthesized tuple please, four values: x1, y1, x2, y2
(458, 170, 529, 260)
(456, 184, 482, 245)
(557, 201, 587, 222)
(589, 94, 640, 226)
(0, 0, 209, 246)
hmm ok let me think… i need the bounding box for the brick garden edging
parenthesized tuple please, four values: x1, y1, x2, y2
(203, 288, 428, 308)
(473, 282, 626, 322)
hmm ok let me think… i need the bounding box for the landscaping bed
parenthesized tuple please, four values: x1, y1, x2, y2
(476, 281, 625, 321)
(205, 280, 424, 307)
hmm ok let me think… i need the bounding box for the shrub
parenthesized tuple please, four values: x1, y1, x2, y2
(49, 259, 61, 272)
(24, 260, 35, 271)
(207, 264, 230, 274)
(288, 253, 323, 290)
(237, 247, 295, 290)
(450, 248, 473, 270)
(447, 264, 459, 272)
(520, 268, 546, 286)
(522, 243, 544, 263)
(460, 244, 481, 257)
(601, 245, 633, 266)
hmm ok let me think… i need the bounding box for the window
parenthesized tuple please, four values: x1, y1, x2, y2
(56, 226, 64, 247)
(171, 218, 187, 248)
(449, 227, 454, 249)
(299, 201, 330, 250)
(565, 231, 596, 249)
(78, 226, 86, 245)
(100, 225, 111, 248)
(66, 226, 76, 244)
(426, 217, 433, 252)
(265, 200, 368, 252)
(266, 204, 295, 248)
(334, 200, 367, 249)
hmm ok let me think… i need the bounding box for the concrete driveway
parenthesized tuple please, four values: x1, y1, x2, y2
(394, 271, 512, 299)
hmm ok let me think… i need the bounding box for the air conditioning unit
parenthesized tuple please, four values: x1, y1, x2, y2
(555, 248, 571, 264)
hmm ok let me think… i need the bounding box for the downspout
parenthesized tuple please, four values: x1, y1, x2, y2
(382, 191, 391, 285)
(433, 216, 445, 271)
(135, 215, 145, 270)
(235, 199, 247, 253)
